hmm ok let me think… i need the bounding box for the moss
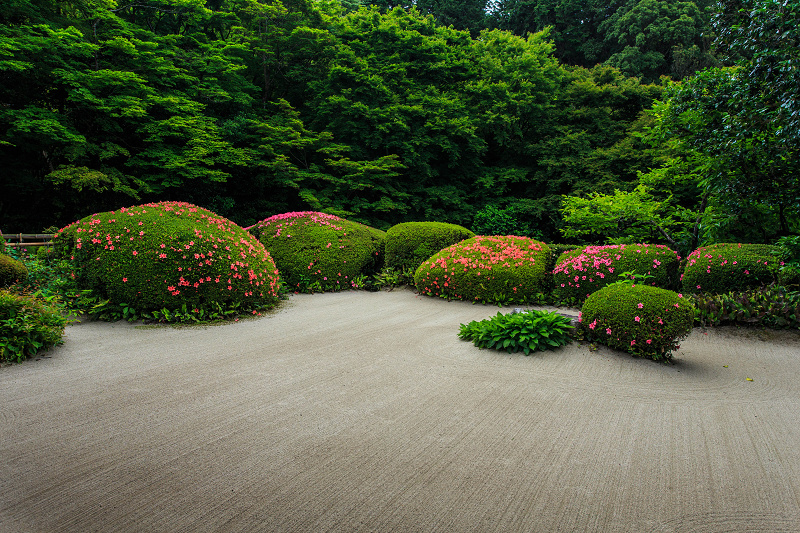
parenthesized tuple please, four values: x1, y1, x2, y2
(385, 222, 474, 273)
(553, 243, 680, 303)
(53, 202, 280, 312)
(414, 235, 551, 304)
(250, 211, 385, 292)
(581, 284, 694, 362)
(682, 243, 780, 294)
(0, 254, 28, 286)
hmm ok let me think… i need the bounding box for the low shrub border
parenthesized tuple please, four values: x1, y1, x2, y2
(0, 290, 67, 363)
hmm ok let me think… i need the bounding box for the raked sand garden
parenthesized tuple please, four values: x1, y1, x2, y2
(2, 289, 800, 532)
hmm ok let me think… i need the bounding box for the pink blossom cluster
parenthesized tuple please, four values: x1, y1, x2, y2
(250, 211, 345, 239)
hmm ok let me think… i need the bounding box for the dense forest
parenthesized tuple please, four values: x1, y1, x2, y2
(1, 0, 797, 250)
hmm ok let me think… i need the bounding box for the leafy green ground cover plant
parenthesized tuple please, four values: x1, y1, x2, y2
(682, 243, 780, 294)
(414, 235, 551, 305)
(0, 254, 28, 286)
(692, 285, 800, 329)
(53, 202, 281, 320)
(581, 284, 694, 362)
(459, 309, 574, 355)
(385, 222, 474, 273)
(0, 289, 67, 363)
(552, 244, 680, 304)
(249, 211, 385, 293)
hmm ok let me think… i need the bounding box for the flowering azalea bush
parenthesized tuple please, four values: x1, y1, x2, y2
(552, 244, 680, 303)
(53, 202, 280, 317)
(682, 243, 780, 294)
(249, 212, 385, 292)
(0, 254, 28, 286)
(581, 284, 694, 362)
(414, 235, 551, 304)
(385, 221, 474, 273)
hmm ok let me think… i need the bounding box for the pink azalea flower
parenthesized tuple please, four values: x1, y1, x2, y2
(637, 303, 643, 308)
(635, 316, 640, 322)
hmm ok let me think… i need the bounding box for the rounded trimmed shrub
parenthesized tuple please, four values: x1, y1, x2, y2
(682, 243, 780, 294)
(0, 254, 28, 286)
(249, 211, 385, 292)
(53, 201, 280, 313)
(385, 222, 474, 273)
(414, 235, 551, 304)
(1, 289, 67, 363)
(553, 244, 680, 302)
(581, 284, 694, 361)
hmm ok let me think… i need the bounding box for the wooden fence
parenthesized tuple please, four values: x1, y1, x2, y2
(1, 233, 55, 248)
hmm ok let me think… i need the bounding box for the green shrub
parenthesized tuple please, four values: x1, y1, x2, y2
(385, 221, 474, 273)
(0, 254, 28, 286)
(471, 204, 533, 237)
(553, 244, 680, 304)
(459, 309, 574, 355)
(581, 284, 694, 361)
(691, 285, 800, 329)
(414, 235, 551, 305)
(682, 243, 779, 294)
(773, 236, 800, 289)
(53, 201, 280, 316)
(1, 290, 67, 363)
(250, 211, 385, 293)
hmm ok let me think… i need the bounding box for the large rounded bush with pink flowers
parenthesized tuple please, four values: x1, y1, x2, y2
(681, 243, 780, 294)
(414, 235, 551, 304)
(581, 284, 694, 362)
(249, 212, 385, 292)
(53, 202, 281, 313)
(552, 244, 680, 303)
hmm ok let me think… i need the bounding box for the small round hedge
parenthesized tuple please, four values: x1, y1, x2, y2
(414, 235, 551, 304)
(249, 211, 385, 292)
(385, 222, 475, 273)
(553, 244, 680, 302)
(0, 289, 67, 363)
(581, 284, 694, 361)
(682, 243, 780, 294)
(53, 201, 280, 313)
(0, 254, 28, 286)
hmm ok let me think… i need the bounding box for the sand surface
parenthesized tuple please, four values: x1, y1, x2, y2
(2, 289, 800, 532)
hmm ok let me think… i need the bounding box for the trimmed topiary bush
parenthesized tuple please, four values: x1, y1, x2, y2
(53, 202, 280, 315)
(249, 211, 385, 292)
(682, 243, 780, 294)
(581, 284, 694, 362)
(553, 244, 680, 303)
(1, 290, 67, 363)
(414, 235, 551, 305)
(385, 222, 474, 273)
(0, 254, 28, 286)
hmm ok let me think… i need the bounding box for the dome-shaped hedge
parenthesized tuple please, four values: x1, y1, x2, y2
(385, 222, 475, 272)
(682, 243, 779, 294)
(581, 284, 694, 361)
(553, 244, 680, 302)
(249, 212, 385, 292)
(53, 202, 280, 312)
(0, 254, 28, 286)
(414, 235, 551, 304)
